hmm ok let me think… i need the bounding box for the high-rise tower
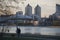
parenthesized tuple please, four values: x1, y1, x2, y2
(25, 4, 32, 16)
(34, 5, 41, 20)
(56, 4, 60, 13)
(55, 4, 60, 17)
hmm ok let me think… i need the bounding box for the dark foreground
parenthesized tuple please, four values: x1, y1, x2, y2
(0, 33, 60, 40)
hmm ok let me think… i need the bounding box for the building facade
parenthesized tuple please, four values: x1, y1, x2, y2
(55, 4, 60, 18)
(25, 4, 32, 16)
(16, 11, 23, 17)
(34, 5, 41, 20)
(56, 4, 60, 13)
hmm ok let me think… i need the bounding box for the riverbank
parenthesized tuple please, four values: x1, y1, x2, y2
(0, 33, 60, 40)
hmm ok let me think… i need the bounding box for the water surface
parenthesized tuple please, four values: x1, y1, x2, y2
(0, 26, 60, 36)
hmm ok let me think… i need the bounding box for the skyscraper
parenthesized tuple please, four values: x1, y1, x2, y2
(56, 4, 60, 13)
(34, 5, 41, 20)
(55, 4, 60, 17)
(25, 4, 32, 16)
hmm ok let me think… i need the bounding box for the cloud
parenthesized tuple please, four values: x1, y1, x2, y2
(0, 0, 23, 15)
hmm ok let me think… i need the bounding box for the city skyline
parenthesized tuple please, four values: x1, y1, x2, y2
(0, 0, 60, 17)
(21, 0, 60, 17)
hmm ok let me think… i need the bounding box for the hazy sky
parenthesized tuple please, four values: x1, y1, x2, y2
(20, 0, 60, 17)
(0, 0, 60, 17)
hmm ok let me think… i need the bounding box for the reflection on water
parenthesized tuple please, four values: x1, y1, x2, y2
(0, 26, 60, 36)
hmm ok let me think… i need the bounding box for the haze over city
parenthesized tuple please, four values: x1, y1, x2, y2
(21, 0, 60, 17)
(0, 0, 60, 17)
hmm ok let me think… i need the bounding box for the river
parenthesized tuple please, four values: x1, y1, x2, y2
(0, 26, 60, 36)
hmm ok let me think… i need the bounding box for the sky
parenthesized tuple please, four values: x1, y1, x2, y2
(20, 0, 60, 17)
(0, 0, 60, 17)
